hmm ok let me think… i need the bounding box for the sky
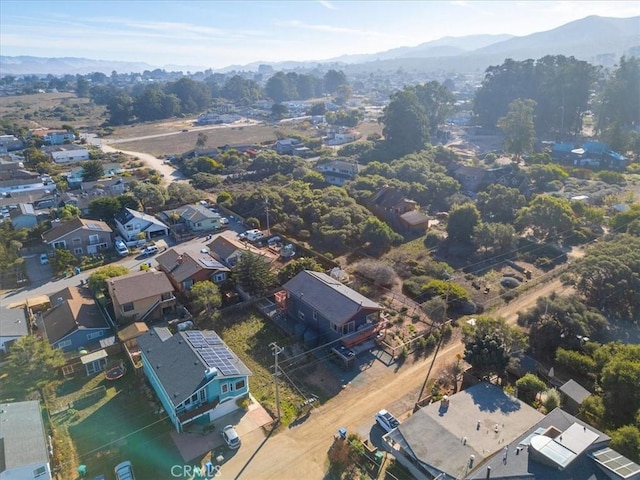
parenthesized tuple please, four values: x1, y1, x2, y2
(1, 1, 638, 69)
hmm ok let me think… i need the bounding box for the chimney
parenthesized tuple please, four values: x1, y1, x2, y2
(57, 297, 64, 306)
(469, 455, 475, 468)
(486, 466, 491, 478)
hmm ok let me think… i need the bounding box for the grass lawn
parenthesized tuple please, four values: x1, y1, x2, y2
(199, 310, 306, 427)
(44, 358, 183, 480)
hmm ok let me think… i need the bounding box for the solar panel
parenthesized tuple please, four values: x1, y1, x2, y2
(185, 330, 241, 376)
(592, 448, 640, 479)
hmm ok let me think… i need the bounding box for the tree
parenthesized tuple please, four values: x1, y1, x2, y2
(58, 204, 81, 221)
(498, 98, 537, 159)
(413, 81, 456, 135)
(528, 164, 568, 190)
(271, 103, 288, 120)
(133, 183, 167, 212)
(167, 183, 202, 205)
(597, 56, 640, 133)
(51, 248, 77, 274)
(461, 316, 527, 353)
(191, 173, 221, 190)
(87, 265, 130, 293)
(516, 195, 576, 241)
(446, 203, 480, 243)
(88, 196, 122, 221)
(464, 332, 509, 378)
(6, 336, 65, 392)
(360, 217, 402, 255)
(381, 89, 430, 156)
(232, 252, 275, 296)
(277, 257, 323, 284)
(190, 280, 222, 315)
(600, 345, 640, 427)
(476, 184, 526, 223)
(515, 373, 547, 404)
(473, 222, 516, 254)
(323, 69, 348, 94)
(421, 279, 470, 307)
(196, 132, 208, 148)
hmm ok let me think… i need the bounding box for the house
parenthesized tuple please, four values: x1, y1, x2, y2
(0, 134, 24, 153)
(207, 232, 277, 268)
(275, 138, 303, 155)
(465, 408, 626, 480)
(114, 208, 169, 244)
(399, 210, 430, 234)
(0, 305, 29, 354)
(324, 128, 361, 146)
(315, 160, 361, 186)
(106, 270, 176, 324)
(550, 142, 628, 170)
(31, 128, 75, 145)
(137, 327, 252, 432)
(0, 160, 35, 180)
(0, 400, 52, 480)
(8, 203, 38, 229)
(452, 164, 491, 193)
(383, 382, 545, 480)
(160, 204, 222, 233)
(366, 185, 422, 231)
(156, 245, 230, 293)
(0, 178, 54, 196)
(117, 321, 149, 370)
(279, 270, 383, 344)
(37, 286, 111, 352)
(42, 217, 112, 256)
(59, 178, 132, 215)
(42, 145, 89, 164)
(559, 379, 592, 415)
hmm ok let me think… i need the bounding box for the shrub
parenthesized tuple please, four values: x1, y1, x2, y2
(542, 388, 561, 413)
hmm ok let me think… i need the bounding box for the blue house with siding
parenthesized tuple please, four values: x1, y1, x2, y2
(280, 270, 383, 345)
(137, 327, 251, 432)
(37, 286, 111, 353)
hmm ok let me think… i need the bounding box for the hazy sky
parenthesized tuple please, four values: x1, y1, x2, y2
(1, 1, 638, 69)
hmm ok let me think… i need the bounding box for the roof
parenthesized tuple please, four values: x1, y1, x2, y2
(42, 217, 112, 243)
(466, 408, 611, 480)
(114, 208, 169, 231)
(137, 328, 251, 406)
(207, 232, 277, 265)
(164, 204, 220, 224)
(559, 379, 592, 405)
(117, 322, 149, 342)
(400, 210, 430, 226)
(591, 447, 640, 480)
(10, 203, 36, 217)
(386, 382, 544, 479)
(80, 349, 108, 365)
(0, 305, 29, 338)
(283, 271, 382, 325)
(156, 248, 229, 283)
(369, 186, 410, 209)
(107, 270, 174, 305)
(42, 286, 108, 344)
(0, 401, 49, 472)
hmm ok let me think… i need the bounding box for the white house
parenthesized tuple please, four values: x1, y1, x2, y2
(114, 208, 169, 244)
(0, 401, 52, 480)
(50, 147, 89, 164)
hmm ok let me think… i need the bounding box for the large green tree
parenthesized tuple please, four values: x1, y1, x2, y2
(87, 265, 130, 293)
(476, 184, 526, 223)
(6, 336, 65, 392)
(464, 332, 509, 378)
(381, 89, 430, 157)
(361, 217, 402, 255)
(498, 98, 537, 159)
(446, 203, 480, 243)
(190, 280, 222, 315)
(277, 257, 323, 284)
(516, 195, 576, 241)
(132, 183, 168, 212)
(232, 252, 275, 296)
(82, 160, 105, 181)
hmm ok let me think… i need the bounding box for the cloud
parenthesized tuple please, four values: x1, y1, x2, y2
(318, 0, 338, 9)
(275, 19, 385, 37)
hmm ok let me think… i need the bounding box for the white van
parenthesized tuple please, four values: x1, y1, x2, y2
(114, 238, 129, 257)
(141, 245, 159, 256)
(243, 229, 265, 242)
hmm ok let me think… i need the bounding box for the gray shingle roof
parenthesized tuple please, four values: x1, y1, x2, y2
(107, 270, 174, 306)
(559, 379, 592, 404)
(283, 271, 381, 326)
(0, 401, 49, 472)
(0, 305, 28, 338)
(137, 328, 251, 407)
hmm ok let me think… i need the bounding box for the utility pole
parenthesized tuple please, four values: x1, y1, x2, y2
(270, 342, 283, 423)
(264, 196, 270, 236)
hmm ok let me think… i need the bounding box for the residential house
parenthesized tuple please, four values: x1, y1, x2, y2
(207, 232, 277, 268)
(279, 270, 383, 344)
(42, 217, 112, 256)
(0, 178, 55, 196)
(551, 141, 628, 170)
(0, 134, 24, 153)
(42, 145, 89, 164)
(0, 400, 52, 480)
(366, 185, 423, 232)
(31, 128, 75, 145)
(60, 178, 132, 215)
(137, 327, 252, 432)
(398, 209, 430, 234)
(0, 305, 29, 354)
(37, 286, 111, 352)
(315, 160, 361, 186)
(160, 204, 221, 233)
(106, 270, 176, 324)
(558, 379, 592, 415)
(324, 127, 361, 146)
(114, 208, 169, 244)
(0, 191, 57, 211)
(0, 160, 36, 181)
(451, 164, 491, 193)
(156, 245, 230, 293)
(275, 138, 303, 155)
(9, 203, 38, 229)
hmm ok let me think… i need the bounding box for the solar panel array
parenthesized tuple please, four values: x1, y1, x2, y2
(592, 448, 640, 479)
(184, 330, 240, 376)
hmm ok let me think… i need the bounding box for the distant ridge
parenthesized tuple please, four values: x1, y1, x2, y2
(0, 15, 637, 76)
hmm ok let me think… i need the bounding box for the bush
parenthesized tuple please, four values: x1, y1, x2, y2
(542, 388, 561, 412)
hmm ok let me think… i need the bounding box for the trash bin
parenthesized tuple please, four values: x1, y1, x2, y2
(338, 428, 347, 439)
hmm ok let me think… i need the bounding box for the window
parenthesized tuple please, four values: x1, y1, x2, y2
(161, 292, 173, 301)
(366, 312, 379, 322)
(298, 311, 305, 321)
(53, 241, 66, 249)
(312, 311, 318, 321)
(221, 383, 229, 394)
(330, 322, 339, 332)
(126, 224, 134, 231)
(213, 272, 226, 283)
(89, 234, 99, 244)
(57, 340, 72, 348)
(191, 393, 198, 402)
(72, 237, 81, 244)
(87, 331, 103, 340)
(183, 279, 194, 289)
(74, 248, 83, 254)
(122, 302, 134, 312)
(235, 379, 245, 390)
(343, 322, 355, 335)
(33, 466, 47, 477)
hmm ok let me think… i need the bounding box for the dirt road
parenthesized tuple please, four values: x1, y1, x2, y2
(101, 144, 184, 186)
(219, 275, 575, 480)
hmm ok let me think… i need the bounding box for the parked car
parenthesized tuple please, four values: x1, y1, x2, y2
(375, 410, 399, 433)
(241, 229, 265, 242)
(114, 461, 135, 480)
(221, 425, 241, 449)
(141, 245, 159, 256)
(40, 253, 49, 265)
(114, 238, 129, 257)
(219, 217, 229, 225)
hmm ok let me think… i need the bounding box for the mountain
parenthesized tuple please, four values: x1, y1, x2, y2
(0, 56, 206, 76)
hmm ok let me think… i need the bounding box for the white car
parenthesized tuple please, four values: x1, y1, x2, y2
(375, 409, 399, 433)
(221, 425, 241, 449)
(40, 253, 49, 265)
